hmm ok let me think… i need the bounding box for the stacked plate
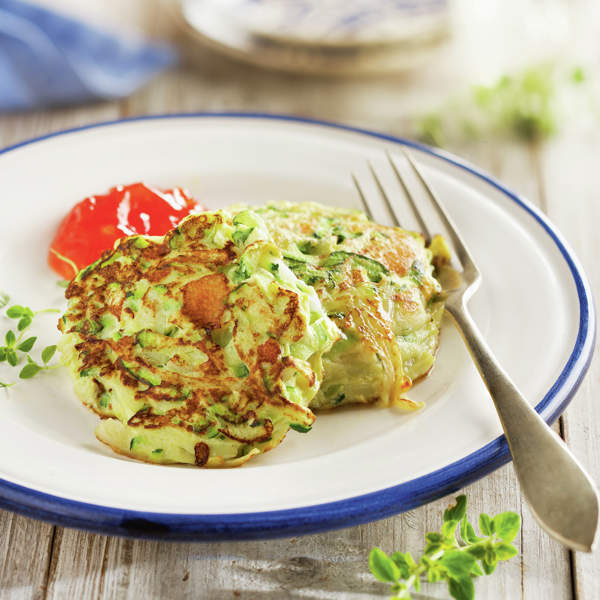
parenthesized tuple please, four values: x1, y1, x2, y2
(172, 0, 451, 74)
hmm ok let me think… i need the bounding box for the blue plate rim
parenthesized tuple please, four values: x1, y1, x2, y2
(0, 112, 595, 540)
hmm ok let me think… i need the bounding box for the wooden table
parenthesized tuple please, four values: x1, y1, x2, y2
(1, 1, 598, 598)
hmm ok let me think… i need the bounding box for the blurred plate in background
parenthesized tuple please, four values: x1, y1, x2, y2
(170, 0, 451, 74)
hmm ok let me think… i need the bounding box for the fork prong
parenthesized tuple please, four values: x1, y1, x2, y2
(352, 165, 398, 227)
(388, 149, 475, 270)
(368, 162, 399, 227)
(355, 161, 428, 231)
(351, 173, 374, 220)
(383, 151, 431, 239)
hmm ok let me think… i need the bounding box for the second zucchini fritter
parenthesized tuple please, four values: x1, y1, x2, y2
(246, 202, 446, 411)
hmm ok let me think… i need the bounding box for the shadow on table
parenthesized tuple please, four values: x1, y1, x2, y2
(166, 530, 446, 600)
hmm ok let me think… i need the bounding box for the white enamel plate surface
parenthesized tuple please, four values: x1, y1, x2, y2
(0, 115, 594, 540)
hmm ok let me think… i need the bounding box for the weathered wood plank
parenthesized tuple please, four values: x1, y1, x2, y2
(44, 528, 109, 599)
(0, 104, 120, 149)
(537, 131, 600, 600)
(0, 511, 53, 600)
(39, 468, 557, 600)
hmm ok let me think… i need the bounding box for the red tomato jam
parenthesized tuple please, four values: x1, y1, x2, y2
(49, 183, 203, 280)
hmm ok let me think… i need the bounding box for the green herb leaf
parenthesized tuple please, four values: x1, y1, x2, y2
(41, 345, 57, 364)
(424, 531, 444, 556)
(448, 576, 475, 600)
(5, 330, 16, 347)
(0, 292, 9, 309)
(440, 550, 477, 578)
(369, 495, 520, 599)
(461, 515, 482, 544)
(465, 543, 486, 560)
(494, 512, 520, 543)
(444, 494, 467, 522)
(442, 519, 459, 539)
(6, 350, 18, 366)
(1, 297, 61, 387)
(6, 305, 25, 318)
(479, 513, 494, 536)
(424, 544, 443, 558)
(18, 316, 32, 331)
(495, 542, 518, 561)
(481, 559, 497, 575)
(369, 548, 400, 583)
(19, 363, 41, 379)
(389, 552, 410, 579)
(17, 337, 37, 352)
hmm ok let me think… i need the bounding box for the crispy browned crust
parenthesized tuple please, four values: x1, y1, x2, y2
(182, 273, 229, 328)
(194, 442, 210, 466)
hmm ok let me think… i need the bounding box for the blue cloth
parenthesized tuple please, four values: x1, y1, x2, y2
(0, 0, 176, 111)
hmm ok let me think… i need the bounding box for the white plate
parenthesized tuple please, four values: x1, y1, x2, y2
(0, 115, 594, 540)
(173, 1, 449, 75)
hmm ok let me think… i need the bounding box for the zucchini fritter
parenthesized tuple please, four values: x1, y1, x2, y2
(247, 202, 446, 411)
(58, 209, 340, 467)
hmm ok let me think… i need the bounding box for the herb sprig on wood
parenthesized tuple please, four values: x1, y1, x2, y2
(369, 495, 520, 600)
(416, 64, 590, 146)
(0, 295, 60, 387)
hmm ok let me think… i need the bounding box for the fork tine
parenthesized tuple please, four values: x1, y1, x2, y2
(367, 163, 399, 226)
(387, 149, 475, 273)
(354, 161, 428, 230)
(352, 165, 398, 227)
(351, 173, 374, 220)
(367, 161, 436, 235)
(382, 153, 431, 239)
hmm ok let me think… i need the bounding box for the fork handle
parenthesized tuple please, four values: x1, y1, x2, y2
(445, 302, 599, 552)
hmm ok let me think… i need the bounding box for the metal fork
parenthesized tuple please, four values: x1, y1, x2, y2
(354, 149, 599, 552)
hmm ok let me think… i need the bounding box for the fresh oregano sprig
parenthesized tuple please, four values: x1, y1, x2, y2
(415, 63, 591, 147)
(0, 298, 60, 387)
(369, 495, 520, 600)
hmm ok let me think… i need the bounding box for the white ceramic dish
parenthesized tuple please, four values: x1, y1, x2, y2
(0, 115, 594, 540)
(173, 1, 449, 74)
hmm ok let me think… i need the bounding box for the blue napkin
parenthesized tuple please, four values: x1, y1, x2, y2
(0, 0, 177, 111)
